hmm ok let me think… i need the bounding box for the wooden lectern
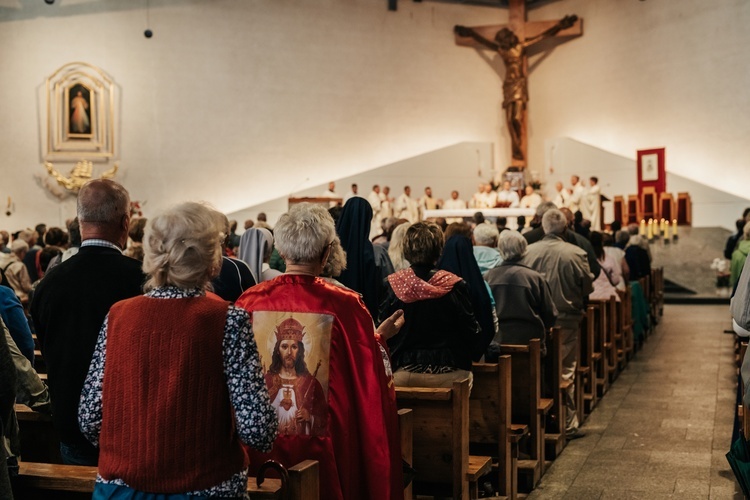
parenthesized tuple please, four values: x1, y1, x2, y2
(288, 197, 342, 208)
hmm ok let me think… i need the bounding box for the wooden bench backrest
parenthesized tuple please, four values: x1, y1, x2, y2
(502, 339, 542, 460)
(395, 378, 470, 500)
(14, 460, 320, 499)
(544, 328, 565, 435)
(470, 356, 512, 495)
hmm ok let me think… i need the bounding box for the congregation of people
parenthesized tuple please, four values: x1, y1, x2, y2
(0, 172, 651, 499)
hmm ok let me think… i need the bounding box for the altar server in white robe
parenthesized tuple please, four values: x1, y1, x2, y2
(584, 176, 602, 231)
(395, 185, 420, 223)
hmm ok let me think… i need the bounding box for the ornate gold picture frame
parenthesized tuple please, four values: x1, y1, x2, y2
(44, 62, 115, 161)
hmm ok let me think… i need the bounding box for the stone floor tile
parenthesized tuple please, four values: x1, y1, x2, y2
(674, 478, 710, 498)
(561, 486, 603, 499)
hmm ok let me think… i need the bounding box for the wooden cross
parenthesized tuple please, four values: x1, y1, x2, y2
(455, 0, 582, 170)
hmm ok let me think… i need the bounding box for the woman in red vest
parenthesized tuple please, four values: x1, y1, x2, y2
(79, 201, 277, 499)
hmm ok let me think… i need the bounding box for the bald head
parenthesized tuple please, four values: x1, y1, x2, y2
(77, 179, 131, 248)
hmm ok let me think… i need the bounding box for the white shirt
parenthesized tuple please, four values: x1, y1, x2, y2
(496, 189, 519, 208)
(519, 193, 542, 209)
(395, 194, 419, 223)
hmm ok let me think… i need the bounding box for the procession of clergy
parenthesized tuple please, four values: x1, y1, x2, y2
(324, 174, 603, 233)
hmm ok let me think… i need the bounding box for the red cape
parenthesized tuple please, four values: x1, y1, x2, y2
(236, 274, 403, 500)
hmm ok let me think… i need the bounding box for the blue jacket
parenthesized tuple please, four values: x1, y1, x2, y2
(0, 285, 35, 364)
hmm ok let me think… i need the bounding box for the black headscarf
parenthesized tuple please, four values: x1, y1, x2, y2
(437, 235, 496, 361)
(336, 198, 380, 319)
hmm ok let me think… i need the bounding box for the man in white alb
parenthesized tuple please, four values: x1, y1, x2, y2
(567, 175, 585, 213)
(496, 181, 520, 208)
(367, 185, 383, 239)
(321, 181, 339, 208)
(344, 183, 360, 204)
(584, 176, 602, 231)
(418, 186, 440, 217)
(443, 190, 467, 224)
(552, 181, 569, 209)
(394, 186, 420, 223)
(519, 185, 542, 209)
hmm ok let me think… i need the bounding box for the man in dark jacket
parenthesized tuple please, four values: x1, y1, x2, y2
(30, 179, 145, 465)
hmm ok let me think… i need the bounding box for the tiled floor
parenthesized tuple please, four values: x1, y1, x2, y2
(527, 304, 743, 499)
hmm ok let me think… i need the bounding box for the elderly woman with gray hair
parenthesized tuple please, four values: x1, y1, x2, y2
(235, 202, 404, 500)
(79, 201, 277, 498)
(484, 230, 557, 355)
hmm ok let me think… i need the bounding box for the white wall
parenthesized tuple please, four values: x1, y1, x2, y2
(0, 0, 748, 230)
(0, 0, 501, 229)
(526, 0, 750, 204)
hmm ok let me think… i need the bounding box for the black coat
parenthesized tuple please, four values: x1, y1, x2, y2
(380, 265, 479, 372)
(30, 246, 145, 454)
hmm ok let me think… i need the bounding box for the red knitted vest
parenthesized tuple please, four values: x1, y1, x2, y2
(98, 295, 248, 493)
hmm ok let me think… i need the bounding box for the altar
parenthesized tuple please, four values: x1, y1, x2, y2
(423, 208, 536, 229)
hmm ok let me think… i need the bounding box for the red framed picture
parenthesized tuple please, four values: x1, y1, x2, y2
(636, 148, 665, 196)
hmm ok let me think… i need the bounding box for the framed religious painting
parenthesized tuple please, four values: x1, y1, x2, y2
(42, 62, 116, 161)
(636, 148, 665, 196)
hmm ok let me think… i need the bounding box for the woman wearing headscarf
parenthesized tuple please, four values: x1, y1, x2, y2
(238, 227, 283, 284)
(437, 235, 497, 361)
(336, 197, 392, 319)
(379, 222, 480, 389)
(79, 202, 277, 498)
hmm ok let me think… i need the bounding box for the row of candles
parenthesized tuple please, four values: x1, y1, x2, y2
(639, 218, 678, 239)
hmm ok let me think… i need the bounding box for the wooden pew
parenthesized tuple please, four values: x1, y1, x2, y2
(470, 356, 522, 499)
(12, 460, 319, 499)
(542, 329, 567, 462)
(398, 408, 413, 500)
(395, 378, 492, 499)
(15, 404, 62, 464)
(33, 349, 46, 374)
(589, 300, 614, 398)
(579, 305, 598, 415)
(501, 339, 547, 490)
(602, 297, 622, 384)
(619, 285, 635, 361)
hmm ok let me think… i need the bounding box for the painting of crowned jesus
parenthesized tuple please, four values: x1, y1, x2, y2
(252, 311, 332, 437)
(67, 83, 92, 137)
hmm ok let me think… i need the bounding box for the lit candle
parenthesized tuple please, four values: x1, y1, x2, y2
(640, 219, 646, 236)
(647, 219, 654, 239)
(663, 222, 670, 239)
(672, 219, 678, 238)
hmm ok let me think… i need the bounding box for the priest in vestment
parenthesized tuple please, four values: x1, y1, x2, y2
(584, 176, 602, 231)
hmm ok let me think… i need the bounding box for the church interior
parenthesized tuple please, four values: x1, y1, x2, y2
(2, 0, 750, 498)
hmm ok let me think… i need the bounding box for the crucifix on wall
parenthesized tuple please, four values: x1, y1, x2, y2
(455, 0, 582, 169)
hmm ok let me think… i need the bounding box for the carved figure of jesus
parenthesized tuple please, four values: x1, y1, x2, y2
(455, 14, 577, 163)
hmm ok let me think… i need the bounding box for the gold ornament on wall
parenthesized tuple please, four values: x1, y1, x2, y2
(39, 62, 121, 199)
(44, 160, 119, 193)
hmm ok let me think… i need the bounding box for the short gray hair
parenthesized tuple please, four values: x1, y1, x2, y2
(535, 201, 557, 218)
(143, 202, 223, 291)
(615, 230, 630, 247)
(473, 223, 500, 247)
(498, 230, 527, 261)
(274, 203, 336, 264)
(77, 179, 130, 224)
(542, 209, 567, 235)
